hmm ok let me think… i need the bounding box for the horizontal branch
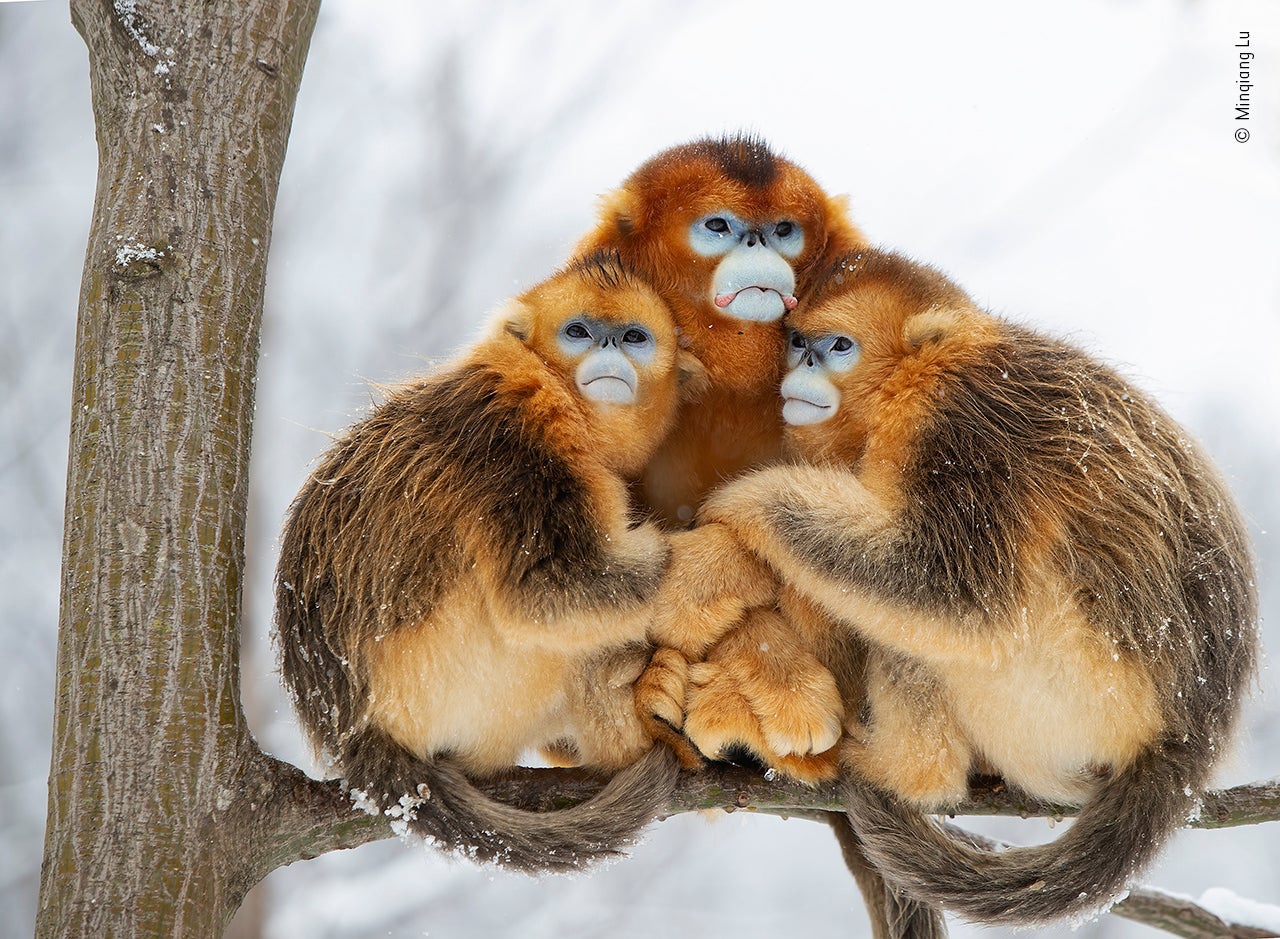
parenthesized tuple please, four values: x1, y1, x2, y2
(473, 765, 1280, 830)
(268, 761, 1279, 866)
(265, 761, 1278, 939)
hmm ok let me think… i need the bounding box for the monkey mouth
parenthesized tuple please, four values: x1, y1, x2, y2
(714, 287, 799, 311)
(580, 375, 636, 405)
(782, 396, 835, 426)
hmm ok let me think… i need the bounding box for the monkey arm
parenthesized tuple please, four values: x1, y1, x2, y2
(634, 523, 780, 764)
(487, 517, 673, 653)
(698, 463, 991, 663)
(647, 525, 779, 658)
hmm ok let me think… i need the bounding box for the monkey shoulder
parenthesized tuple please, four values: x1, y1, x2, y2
(416, 361, 667, 616)
(906, 323, 1254, 667)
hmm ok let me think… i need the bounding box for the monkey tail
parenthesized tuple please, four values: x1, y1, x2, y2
(827, 814, 950, 939)
(343, 729, 679, 873)
(843, 742, 1199, 926)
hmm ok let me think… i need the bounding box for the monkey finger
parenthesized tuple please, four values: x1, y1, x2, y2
(634, 647, 704, 771)
(683, 670, 770, 762)
(750, 662, 845, 757)
(661, 726, 707, 770)
(634, 647, 690, 730)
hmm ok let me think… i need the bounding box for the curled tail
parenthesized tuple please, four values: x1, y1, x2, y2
(843, 743, 1199, 926)
(343, 728, 679, 873)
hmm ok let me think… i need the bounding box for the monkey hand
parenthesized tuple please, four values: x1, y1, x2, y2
(683, 659, 841, 785)
(745, 651, 844, 759)
(684, 606, 843, 760)
(648, 522, 778, 658)
(634, 647, 704, 769)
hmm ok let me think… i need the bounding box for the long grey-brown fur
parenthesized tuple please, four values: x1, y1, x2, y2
(790, 248, 1258, 923)
(275, 355, 676, 872)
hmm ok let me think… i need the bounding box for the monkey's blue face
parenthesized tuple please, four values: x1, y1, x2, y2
(558, 316, 657, 405)
(780, 329, 861, 425)
(688, 211, 803, 323)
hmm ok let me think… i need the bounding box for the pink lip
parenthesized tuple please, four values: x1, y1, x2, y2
(715, 287, 799, 310)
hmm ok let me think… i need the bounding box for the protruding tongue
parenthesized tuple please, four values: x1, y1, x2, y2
(715, 287, 799, 310)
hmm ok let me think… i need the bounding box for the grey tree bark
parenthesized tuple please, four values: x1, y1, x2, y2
(35, 2, 336, 934)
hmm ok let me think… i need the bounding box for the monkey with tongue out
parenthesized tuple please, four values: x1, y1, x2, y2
(574, 134, 866, 527)
(572, 135, 868, 775)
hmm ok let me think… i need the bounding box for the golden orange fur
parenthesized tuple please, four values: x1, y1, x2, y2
(274, 253, 742, 871)
(574, 134, 865, 523)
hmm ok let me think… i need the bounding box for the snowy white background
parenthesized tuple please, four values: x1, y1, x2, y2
(1, 0, 1278, 937)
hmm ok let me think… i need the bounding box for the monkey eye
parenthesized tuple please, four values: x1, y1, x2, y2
(774, 221, 795, 238)
(789, 332, 807, 349)
(832, 336, 855, 353)
(704, 217, 731, 234)
(564, 321, 592, 341)
(622, 327, 652, 345)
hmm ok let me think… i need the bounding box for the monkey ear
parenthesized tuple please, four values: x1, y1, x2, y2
(498, 299, 533, 344)
(676, 349, 710, 401)
(598, 188, 638, 237)
(903, 308, 964, 349)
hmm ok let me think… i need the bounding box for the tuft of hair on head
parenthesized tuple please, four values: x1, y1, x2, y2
(683, 132, 780, 188)
(566, 248, 643, 293)
(624, 132, 782, 192)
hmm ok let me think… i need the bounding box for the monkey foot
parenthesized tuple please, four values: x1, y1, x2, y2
(842, 735, 970, 808)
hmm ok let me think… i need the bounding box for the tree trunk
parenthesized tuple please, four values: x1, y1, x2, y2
(37, 1, 320, 934)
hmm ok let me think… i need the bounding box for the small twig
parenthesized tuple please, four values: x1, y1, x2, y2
(1113, 887, 1277, 939)
(944, 824, 1278, 938)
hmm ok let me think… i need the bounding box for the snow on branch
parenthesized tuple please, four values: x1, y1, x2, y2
(1114, 886, 1280, 939)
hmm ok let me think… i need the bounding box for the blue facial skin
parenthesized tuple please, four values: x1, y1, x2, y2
(780, 330, 861, 425)
(688, 211, 803, 323)
(558, 316, 656, 405)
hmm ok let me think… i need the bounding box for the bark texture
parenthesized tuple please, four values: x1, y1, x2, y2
(38, 1, 320, 935)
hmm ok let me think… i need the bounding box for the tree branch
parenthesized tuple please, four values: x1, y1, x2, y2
(938, 823, 1279, 939)
(271, 759, 1280, 852)
(261, 760, 1279, 938)
(1113, 887, 1277, 939)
